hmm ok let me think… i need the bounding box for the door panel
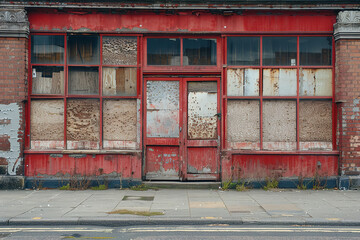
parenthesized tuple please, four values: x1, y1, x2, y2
(187, 147, 217, 174)
(146, 146, 180, 180)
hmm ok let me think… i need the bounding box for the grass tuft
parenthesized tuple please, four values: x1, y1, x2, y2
(107, 209, 164, 216)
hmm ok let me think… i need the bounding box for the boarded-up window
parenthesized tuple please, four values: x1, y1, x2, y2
(31, 100, 64, 149)
(227, 68, 259, 96)
(263, 100, 296, 150)
(299, 101, 332, 150)
(102, 67, 137, 96)
(31, 35, 64, 64)
(300, 69, 332, 96)
(32, 66, 64, 95)
(103, 99, 137, 149)
(67, 35, 99, 65)
(102, 36, 137, 65)
(66, 99, 100, 149)
(227, 100, 260, 150)
(263, 69, 297, 96)
(68, 67, 99, 95)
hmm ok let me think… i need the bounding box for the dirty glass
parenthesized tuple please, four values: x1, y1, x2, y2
(68, 67, 99, 95)
(102, 36, 137, 65)
(300, 37, 332, 66)
(263, 37, 297, 66)
(67, 35, 99, 65)
(227, 37, 260, 66)
(263, 69, 297, 96)
(147, 38, 180, 65)
(300, 69, 332, 96)
(31, 35, 64, 64)
(32, 66, 64, 95)
(227, 68, 259, 96)
(183, 38, 217, 65)
(102, 67, 137, 96)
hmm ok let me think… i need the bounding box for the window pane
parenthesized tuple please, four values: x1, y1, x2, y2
(68, 67, 99, 95)
(263, 37, 297, 66)
(227, 68, 259, 96)
(103, 36, 137, 65)
(31, 35, 64, 64)
(147, 38, 180, 65)
(67, 35, 99, 65)
(32, 66, 64, 95)
(300, 37, 332, 66)
(183, 38, 217, 65)
(263, 100, 296, 150)
(263, 69, 297, 96)
(300, 69, 332, 96)
(67, 99, 100, 149)
(227, 37, 260, 66)
(31, 100, 64, 149)
(103, 67, 137, 96)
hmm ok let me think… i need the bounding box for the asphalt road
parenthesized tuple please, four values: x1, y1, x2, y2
(1, 225, 360, 240)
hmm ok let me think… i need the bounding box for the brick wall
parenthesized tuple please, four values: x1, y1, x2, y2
(0, 37, 27, 176)
(336, 39, 360, 176)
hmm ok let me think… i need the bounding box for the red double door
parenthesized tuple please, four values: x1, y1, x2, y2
(144, 77, 220, 181)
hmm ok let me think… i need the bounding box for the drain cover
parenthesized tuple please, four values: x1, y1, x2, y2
(122, 196, 154, 201)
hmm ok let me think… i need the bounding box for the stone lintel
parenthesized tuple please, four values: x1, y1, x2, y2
(0, 8, 29, 38)
(334, 11, 360, 41)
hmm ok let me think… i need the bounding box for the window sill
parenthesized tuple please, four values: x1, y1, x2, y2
(24, 149, 142, 155)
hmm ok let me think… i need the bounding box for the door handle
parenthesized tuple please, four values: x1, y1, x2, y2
(214, 113, 221, 119)
(179, 127, 182, 132)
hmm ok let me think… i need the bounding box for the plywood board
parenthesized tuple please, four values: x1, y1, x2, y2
(32, 68, 64, 95)
(102, 37, 137, 65)
(68, 68, 99, 95)
(102, 67, 137, 96)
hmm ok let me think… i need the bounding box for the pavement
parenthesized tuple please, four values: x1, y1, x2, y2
(0, 188, 359, 226)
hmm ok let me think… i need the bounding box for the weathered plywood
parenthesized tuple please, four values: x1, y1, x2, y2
(188, 92, 217, 139)
(227, 68, 259, 96)
(227, 100, 260, 142)
(263, 100, 296, 142)
(102, 67, 137, 96)
(102, 37, 137, 65)
(300, 101, 332, 142)
(68, 68, 99, 95)
(32, 67, 64, 95)
(263, 69, 297, 96)
(147, 81, 179, 138)
(300, 69, 332, 96)
(66, 99, 100, 141)
(103, 99, 137, 141)
(31, 100, 64, 141)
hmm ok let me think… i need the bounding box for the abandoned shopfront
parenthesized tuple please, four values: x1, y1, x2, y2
(3, 1, 357, 188)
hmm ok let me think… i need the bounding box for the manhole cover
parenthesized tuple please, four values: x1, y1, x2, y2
(123, 196, 154, 201)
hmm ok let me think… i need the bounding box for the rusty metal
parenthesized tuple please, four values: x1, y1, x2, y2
(263, 69, 297, 96)
(300, 69, 332, 96)
(227, 68, 259, 96)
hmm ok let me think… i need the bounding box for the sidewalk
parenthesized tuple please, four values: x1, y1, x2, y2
(0, 189, 359, 226)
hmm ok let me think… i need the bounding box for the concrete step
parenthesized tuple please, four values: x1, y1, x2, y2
(143, 181, 221, 190)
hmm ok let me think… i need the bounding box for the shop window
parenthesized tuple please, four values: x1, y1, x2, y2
(300, 37, 332, 66)
(227, 68, 259, 96)
(31, 35, 64, 64)
(263, 37, 297, 66)
(32, 66, 64, 95)
(103, 36, 137, 65)
(68, 67, 99, 95)
(67, 35, 99, 65)
(183, 38, 217, 65)
(263, 69, 297, 96)
(227, 37, 260, 66)
(102, 67, 137, 96)
(147, 38, 180, 65)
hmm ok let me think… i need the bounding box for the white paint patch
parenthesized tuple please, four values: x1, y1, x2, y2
(0, 103, 22, 175)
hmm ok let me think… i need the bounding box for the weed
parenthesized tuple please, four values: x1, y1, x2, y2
(130, 184, 149, 191)
(297, 174, 309, 190)
(91, 184, 108, 190)
(59, 183, 70, 190)
(107, 209, 164, 216)
(235, 181, 249, 191)
(222, 179, 236, 190)
(263, 178, 279, 191)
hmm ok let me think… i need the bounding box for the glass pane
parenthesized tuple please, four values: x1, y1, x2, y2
(67, 99, 100, 149)
(299, 100, 332, 150)
(103, 36, 137, 65)
(227, 100, 260, 150)
(102, 67, 137, 96)
(31, 100, 64, 149)
(263, 100, 296, 150)
(67, 35, 99, 65)
(227, 37, 260, 66)
(32, 66, 64, 95)
(68, 67, 99, 95)
(147, 38, 180, 65)
(227, 68, 259, 96)
(188, 82, 217, 140)
(263, 69, 297, 96)
(147, 81, 179, 137)
(263, 37, 297, 66)
(300, 69, 332, 96)
(31, 35, 64, 64)
(183, 38, 217, 65)
(300, 37, 332, 66)
(103, 99, 137, 142)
